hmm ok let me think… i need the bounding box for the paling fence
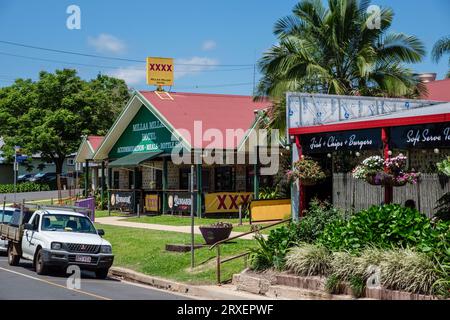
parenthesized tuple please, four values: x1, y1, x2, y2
(332, 173, 449, 217)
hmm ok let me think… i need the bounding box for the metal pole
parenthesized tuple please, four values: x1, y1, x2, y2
(216, 245, 221, 285)
(13, 151, 17, 204)
(190, 165, 195, 269)
(137, 203, 140, 218)
(239, 205, 242, 226)
(2, 196, 6, 224)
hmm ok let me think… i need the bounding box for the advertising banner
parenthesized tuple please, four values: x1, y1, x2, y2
(204, 192, 253, 214)
(110, 191, 134, 212)
(250, 199, 291, 222)
(167, 192, 196, 213)
(144, 194, 160, 212)
(390, 122, 450, 149)
(302, 128, 382, 153)
(146, 57, 174, 86)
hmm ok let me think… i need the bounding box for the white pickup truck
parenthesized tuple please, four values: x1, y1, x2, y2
(0, 207, 114, 279)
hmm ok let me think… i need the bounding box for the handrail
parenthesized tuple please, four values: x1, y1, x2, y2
(209, 218, 291, 285)
(209, 218, 291, 249)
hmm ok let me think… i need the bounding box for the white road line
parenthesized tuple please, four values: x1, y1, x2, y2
(0, 266, 111, 300)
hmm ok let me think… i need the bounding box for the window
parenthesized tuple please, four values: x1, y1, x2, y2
(246, 165, 274, 192)
(179, 168, 210, 191)
(67, 158, 75, 166)
(113, 171, 120, 189)
(32, 214, 40, 231)
(41, 214, 96, 234)
(214, 166, 235, 191)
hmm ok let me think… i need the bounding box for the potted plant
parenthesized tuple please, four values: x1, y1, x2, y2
(286, 157, 326, 186)
(199, 222, 233, 245)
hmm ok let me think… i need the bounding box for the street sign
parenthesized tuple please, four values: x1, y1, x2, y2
(146, 57, 174, 86)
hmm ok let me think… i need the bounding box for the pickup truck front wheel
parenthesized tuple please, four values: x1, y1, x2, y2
(7, 244, 20, 266)
(35, 249, 48, 275)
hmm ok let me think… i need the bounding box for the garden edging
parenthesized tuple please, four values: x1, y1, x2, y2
(233, 269, 442, 300)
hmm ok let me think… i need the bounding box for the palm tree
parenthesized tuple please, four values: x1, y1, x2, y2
(432, 35, 450, 77)
(256, 0, 426, 134)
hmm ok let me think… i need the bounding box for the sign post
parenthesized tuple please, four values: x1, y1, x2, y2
(190, 165, 195, 269)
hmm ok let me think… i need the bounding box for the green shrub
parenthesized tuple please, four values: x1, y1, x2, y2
(0, 182, 50, 193)
(320, 204, 433, 252)
(249, 223, 298, 270)
(297, 199, 348, 243)
(349, 276, 366, 298)
(434, 192, 450, 221)
(285, 243, 331, 276)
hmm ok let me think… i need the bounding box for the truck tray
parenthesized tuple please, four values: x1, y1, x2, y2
(0, 223, 22, 242)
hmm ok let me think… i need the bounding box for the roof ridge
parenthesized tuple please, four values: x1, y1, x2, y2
(138, 90, 259, 99)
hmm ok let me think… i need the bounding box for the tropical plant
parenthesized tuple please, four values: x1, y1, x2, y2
(435, 193, 450, 221)
(319, 204, 434, 252)
(437, 156, 450, 176)
(432, 35, 450, 78)
(285, 243, 332, 276)
(258, 186, 283, 200)
(249, 223, 299, 270)
(256, 0, 426, 131)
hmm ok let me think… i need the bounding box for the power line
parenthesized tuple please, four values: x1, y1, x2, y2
(0, 40, 254, 67)
(0, 51, 254, 73)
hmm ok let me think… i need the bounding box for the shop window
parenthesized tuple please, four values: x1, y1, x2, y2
(179, 168, 210, 191)
(214, 166, 235, 191)
(246, 165, 274, 192)
(155, 169, 162, 190)
(113, 171, 120, 189)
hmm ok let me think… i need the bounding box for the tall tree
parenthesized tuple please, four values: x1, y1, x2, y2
(256, 0, 426, 134)
(432, 35, 450, 77)
(0, 69, 130, 174)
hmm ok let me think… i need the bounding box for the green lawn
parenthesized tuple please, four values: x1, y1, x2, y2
(96, 223, 257, 284)
(95, 210, 130, 218)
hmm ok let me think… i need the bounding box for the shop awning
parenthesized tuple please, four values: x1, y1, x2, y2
(108, 151, 163, 168)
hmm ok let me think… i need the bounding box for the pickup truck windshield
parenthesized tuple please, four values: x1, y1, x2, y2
(41, 214, 97, 234)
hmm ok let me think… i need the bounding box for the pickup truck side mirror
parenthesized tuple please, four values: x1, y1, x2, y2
(97, 229, 105, 236)
(23, 223, 34, 230)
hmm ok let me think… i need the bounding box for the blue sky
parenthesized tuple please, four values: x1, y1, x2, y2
(0, 0, 448, 95)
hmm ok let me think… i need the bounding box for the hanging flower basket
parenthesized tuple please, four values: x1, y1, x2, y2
(300, 177, 324, 186)
(286, 157, 327, 186)
(353, 154, 420, 187)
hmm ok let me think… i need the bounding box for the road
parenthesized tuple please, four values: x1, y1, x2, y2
(0, 256, 190, 300)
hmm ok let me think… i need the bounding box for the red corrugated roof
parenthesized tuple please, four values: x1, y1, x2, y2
(422, 78, 450, 101)
(87, 136, 104, 151)
(139, 91, 271, 149)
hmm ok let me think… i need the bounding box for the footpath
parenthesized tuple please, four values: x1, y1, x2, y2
(96, 216, 258, 240)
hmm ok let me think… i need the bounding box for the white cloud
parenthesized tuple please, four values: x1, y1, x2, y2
(108, 66, 145, 85)
(202, 40, 217, 51)
(88, 33, 126, 54)
(175, 57, 219, 79)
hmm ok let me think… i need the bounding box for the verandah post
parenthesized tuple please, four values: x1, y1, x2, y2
(162, 157, 168, 214)
(382, 127, 393, 204)
(196, 162, 202, 217)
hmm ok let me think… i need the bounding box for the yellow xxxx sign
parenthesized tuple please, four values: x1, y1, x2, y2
(146, 57, 174, 86)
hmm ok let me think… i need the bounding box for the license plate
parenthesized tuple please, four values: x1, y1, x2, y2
(75, 255, 91, 263)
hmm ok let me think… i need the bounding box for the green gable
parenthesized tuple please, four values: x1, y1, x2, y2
(109, 105, 180, 159)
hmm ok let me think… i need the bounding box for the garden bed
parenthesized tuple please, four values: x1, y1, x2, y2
(234, 269, 442, 300)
